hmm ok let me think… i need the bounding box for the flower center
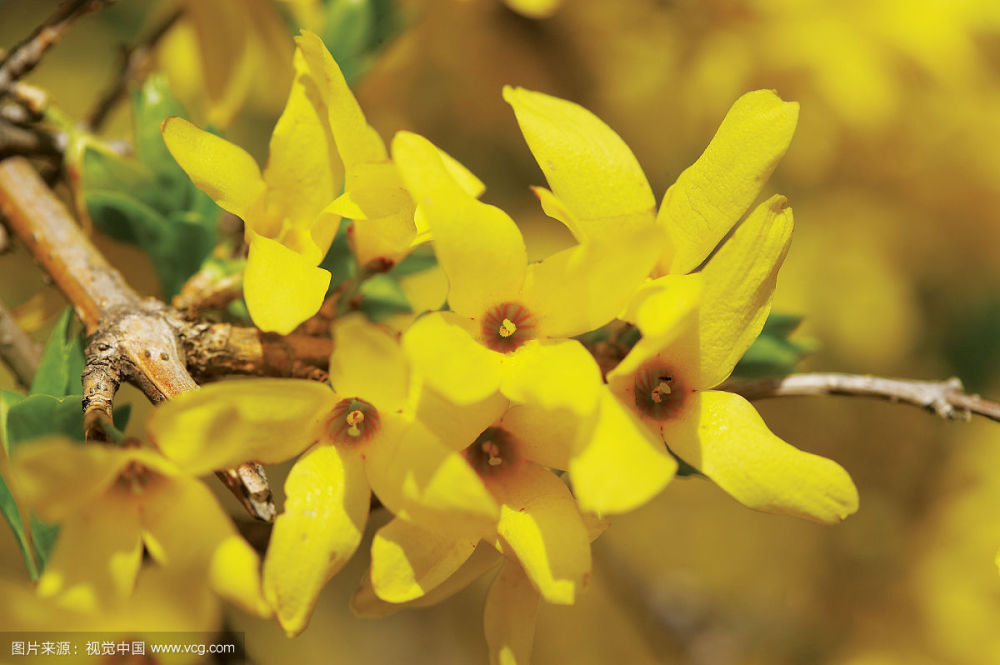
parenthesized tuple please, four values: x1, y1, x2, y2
(115, 459, 154, 496)
(481, 302, 536, 353)
(327, 398, 380, 445)
(633, 363, 687, 420)
(466, 427, 520, 477)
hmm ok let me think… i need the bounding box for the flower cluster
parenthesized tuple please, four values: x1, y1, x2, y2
(10, 32, 859, 664)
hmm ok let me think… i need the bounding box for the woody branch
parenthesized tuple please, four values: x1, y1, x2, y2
(0, 157, 330, 520)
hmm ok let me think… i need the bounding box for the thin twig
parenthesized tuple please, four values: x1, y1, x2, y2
(85, 8, 184, 131)
(725, 372, 1000, 423)
(0, 0, 109, 99)
(171, 272, 243, 314)
(0, 117, 60, 157)
(0, 298, 42, 389)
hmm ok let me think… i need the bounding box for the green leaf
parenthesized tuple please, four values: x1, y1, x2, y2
(80, 142, 177, 217)
(0, 390, 37, 579)
(29, 516, 59, 574)
(322, 0, 375, 85)
(320, 0, 405, 85)
(131, 73, 188, 183)
(359, 273, 411, 321)
(7, 394, 85, 447)
(4, 394, 86, 577)
(732, 312, 816, 378)
(391, 246, 437, 277)
(85, 192, 216, 299)
(942, 298, 1000, 393)
(322, 224, 358, 295)
(30, 308, 85, 398)
(76, 75, 222, 299)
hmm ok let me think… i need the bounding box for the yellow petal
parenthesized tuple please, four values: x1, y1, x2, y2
(521, 226, 661, 338)
(659, 90, 799, 274)
(493, 463, 590, 605)
(264, 444, 370, 635)
(244, 231, 332, 335)
(161, 116, 266, 220)
(142, 475, 270, 617)
(484, 559, 541, 665)
(569, 391, 677, 515)
(399, 264, 450, 315)
(500, 404, 580, 471)
(393, 131, 527, 318)
(503, 86, 655, 227)
(13, 439, 171, 522)
(37, 490, 142, 612)
(295, 30, 387, 168)
(403, 312, 505, 405)
(661, 196, 793, 390)
(328, 190, 367, 219)
(330, 314, 410, 413)
(262, 45, 343, 228)
(415, 387, 509, 452)
(147, 379, 334, 474)
(661, 391, 859, 524)
(351, 209, 419, 268)
(352, 542, 502, 618)
(606, 273, 703, 388)
(504, 0, 563, 19)
(531, 185, 585, 242)
(342, 162, 418, 267)
(500, 340, 603, 417)
(370, 517, 479, 603)
(365, 416, 499, 534)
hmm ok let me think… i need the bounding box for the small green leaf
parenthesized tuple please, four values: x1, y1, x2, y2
(732, 312, 815, 378)
(760, 312, 804, 338)
(7, 394, 86, 447)
(320, 0, 405, 85)
(80, 142, 178, 216)
(322, 224, 358, 295)
(29, 516, 59, 574)
(0, 390, 38, 580)
(391, 246, 437, 277)
(30, 308, 86, 398)
(76, 75, 222, 298)
(322, 0, 375, 85)
(85, 192, 216, 299)
(5, 394, 86, 577)
(131, 73, 188, 183)
(359, 273, 411, 322)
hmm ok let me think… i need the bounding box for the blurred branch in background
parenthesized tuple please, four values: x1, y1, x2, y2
(726, 373, 1000, 423)
(0, 296, 42, 389)
(85, 6, 184, 132)
(0, 0, 110, 99)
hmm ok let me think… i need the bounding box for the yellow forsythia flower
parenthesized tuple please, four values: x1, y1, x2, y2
(13, 438, 270, 617)
(162, 35, 343, 335)
(151, 315, 499, 636)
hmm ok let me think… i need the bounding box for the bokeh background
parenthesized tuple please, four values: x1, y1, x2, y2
(2, 0, 1000, 663)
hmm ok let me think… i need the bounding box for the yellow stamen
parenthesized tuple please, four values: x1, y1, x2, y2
(650, 380, 672, 404)
(498, 318, 517, 338)
(346, 409, 365, 437)
(482, 440, 503, 466)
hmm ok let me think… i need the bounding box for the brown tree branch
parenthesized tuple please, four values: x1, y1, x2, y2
(725, 372, 1000, 423)
(0, 156, 290, 520)
(0, 297, 42, 389)
(0, 117, 60, 158)
(0, 0, 110, 99)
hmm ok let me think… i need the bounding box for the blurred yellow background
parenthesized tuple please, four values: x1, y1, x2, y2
(2, 0, 1000, 663)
